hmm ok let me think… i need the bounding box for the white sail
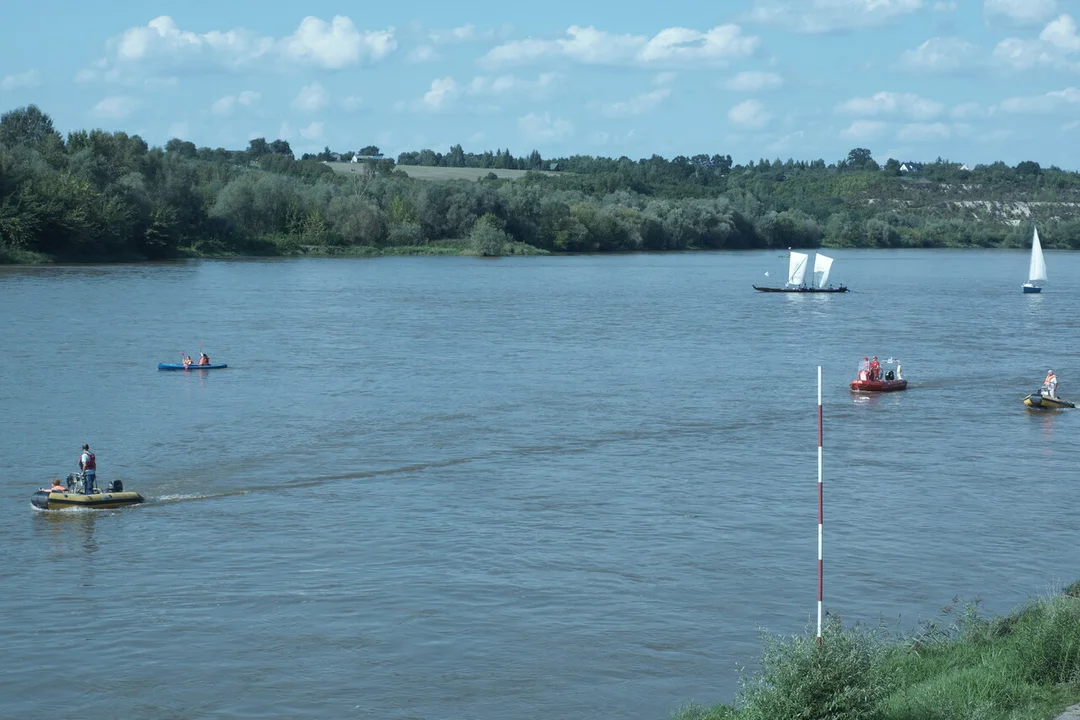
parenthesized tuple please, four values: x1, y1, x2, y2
(1028, 227, 1047, 283)
(787, 251, 808, 286)
(813, 253, 834, 288)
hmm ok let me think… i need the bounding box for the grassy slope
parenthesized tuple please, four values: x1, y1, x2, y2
(673, 590, 1080, 720)
(325, 162, 561, 182)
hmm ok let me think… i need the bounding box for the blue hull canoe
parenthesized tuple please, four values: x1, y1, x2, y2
(158, 363, 228, 371)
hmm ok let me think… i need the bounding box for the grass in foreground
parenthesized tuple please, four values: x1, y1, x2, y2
(675, 585, 1080, 720)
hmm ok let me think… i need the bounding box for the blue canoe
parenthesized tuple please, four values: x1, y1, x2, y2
(158, 363, 228, 371)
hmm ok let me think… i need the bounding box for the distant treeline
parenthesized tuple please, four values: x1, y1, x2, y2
(2, 104, 1080, 264)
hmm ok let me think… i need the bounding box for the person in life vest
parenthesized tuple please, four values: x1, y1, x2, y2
(858, 357, 870, 382)
(43, 477, 66, 493)
(1043, 370, 1058, 398)
(79, 444, 97, 494)
(869, 356, 881, 381)
(182, 355, 193, 368)
(198, 352, 210, 366)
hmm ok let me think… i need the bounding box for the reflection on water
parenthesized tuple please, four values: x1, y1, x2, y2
(33, 508, 100, 557)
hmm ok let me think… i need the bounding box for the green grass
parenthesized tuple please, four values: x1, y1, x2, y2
(325, 163, 562, 182)
(673, 590, 1080, 720)
(0, 246, 55, 264)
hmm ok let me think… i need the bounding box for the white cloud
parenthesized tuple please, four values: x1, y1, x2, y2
(293, 82, 329, 111)
(840, 120, 887, 141)
(895, 37, 981, 73)
(80, 15, 396, 82)
(994, 14, 1080, 70)
(653, 71, 678, 85)
(481, 24, 758, 67)
(837, 91, 944, 119)
(341, 95, 363, 111)
(406, 45, 436, 63)
(282, 17, 396, 68)
(896, 121, 956, 141)
(591, 129, 637, 146)
(422, 76, 458, 110)
(0, 69, 40, 91)
(723, 70, 783, 91)
(466, 73, 557, 98)
(518, 112, 574, 143)
(1064, 120, 1080, 130)
(1042, 14, 1080, 52)
(415, 73, 558, 111)
(728, 99, 771, 127)
(92, 95, 140, 118)
(298, 121, 324, 140)
(167, 121, 189, 139)
(745, 0, 923, 34)
(984, 0, 1057, 26)
(211, 90, 260, 116)
(277, 121, 293, 140)
(999, 86, 1080, 113)
(950, 101, 994, 119)
(428, 24, 482, 43)
(764, 130, 805, 153)
(601, 88, 672, 117)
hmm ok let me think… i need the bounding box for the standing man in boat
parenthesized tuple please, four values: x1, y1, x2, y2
(79, 444, 96, 494)
(869, 356, 881, 381)
(858, 357, 870, 381)
(1043, 370, 1058, 398)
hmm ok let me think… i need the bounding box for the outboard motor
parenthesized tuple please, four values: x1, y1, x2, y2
(106, 480, 123, 493)
(66, 472, 82, 492)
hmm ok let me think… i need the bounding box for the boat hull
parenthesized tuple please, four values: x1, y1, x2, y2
(753, 285, 849, 293)
(31, 490, 144, 510)
(1022, 284, 1042, 294)
(850, 379, 908, 392)
(1023, 394, 1075, 409)
(158, 363, 228, 371)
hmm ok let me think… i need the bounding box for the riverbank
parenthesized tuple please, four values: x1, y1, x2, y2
(0, 239, 550, 264)
(675, 584, 1080, 720)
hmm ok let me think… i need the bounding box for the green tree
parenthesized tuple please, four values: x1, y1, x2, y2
(469, 213, 510, 256)
(843, 147, 878, 171)
(0, 105, 58, 147)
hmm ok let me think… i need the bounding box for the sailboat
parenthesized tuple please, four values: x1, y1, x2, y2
(1022, 226, 1046, 293)
(754, 251, 849, 293)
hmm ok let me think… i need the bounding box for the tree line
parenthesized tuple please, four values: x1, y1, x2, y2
(2, 104, 1080, 264)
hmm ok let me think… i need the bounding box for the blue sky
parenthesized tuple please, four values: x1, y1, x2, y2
(2, 0, 1080, 167)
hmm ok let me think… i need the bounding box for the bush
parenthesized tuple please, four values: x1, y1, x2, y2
(737, 616, 888, 720)
(468, 213, 510, 256)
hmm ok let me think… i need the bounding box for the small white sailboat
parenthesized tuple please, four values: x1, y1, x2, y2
(1023, 226, 1046, 293)
(753, 251, 848, 293)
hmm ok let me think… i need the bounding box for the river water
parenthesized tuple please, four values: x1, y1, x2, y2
(2, 250, 1079, 719)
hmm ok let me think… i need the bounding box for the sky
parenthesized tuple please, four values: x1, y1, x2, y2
(2, 0, 1080, 167)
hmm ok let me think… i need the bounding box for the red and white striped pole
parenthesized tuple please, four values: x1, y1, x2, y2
(817, 365, 824, 644)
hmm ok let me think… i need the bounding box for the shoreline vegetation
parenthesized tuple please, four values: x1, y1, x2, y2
(674, 583, 1080, 720)
(3, 105, 1080, 264)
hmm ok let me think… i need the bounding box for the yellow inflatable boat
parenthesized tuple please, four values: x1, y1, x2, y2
(1023, 393, 1076, 410)
(31, 475, 144, 510)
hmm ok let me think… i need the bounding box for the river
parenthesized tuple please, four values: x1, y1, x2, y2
(2, 250, 1078, 719)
